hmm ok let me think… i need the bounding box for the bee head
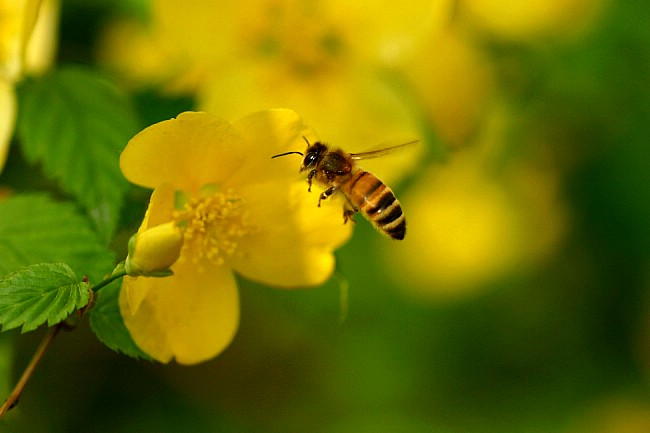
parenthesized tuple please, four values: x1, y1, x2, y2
(271, 137, 327, 172)
(300, 140, 327, 172)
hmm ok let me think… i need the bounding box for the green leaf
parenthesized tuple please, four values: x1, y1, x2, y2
(16, 65, 140, 241)
(0, 263, 90, 333)
(89, 279, 151, 360)
(0, 194, 115, 283)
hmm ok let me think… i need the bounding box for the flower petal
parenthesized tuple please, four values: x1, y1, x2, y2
(231, 108, 314, 155)
(230, 181, 352, 287)
(198, 66, 421, 182)
(120, 112, 247, 193)
(0, 81, 16, 172)
(24, 0, 59, 75)
(120, 258, 239, 365)
(226, 108, 318, 187)
(120, 183, 176, 312)
(143, 182, 176, 229)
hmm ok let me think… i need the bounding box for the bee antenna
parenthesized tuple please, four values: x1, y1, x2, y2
(302, 136, 312, 146)
(271, 151, 304, 159)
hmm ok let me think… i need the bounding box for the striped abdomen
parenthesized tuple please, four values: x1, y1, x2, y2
(340, 170, 406, 240)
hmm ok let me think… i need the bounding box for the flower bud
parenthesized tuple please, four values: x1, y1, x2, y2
(125, 222, 183, 277)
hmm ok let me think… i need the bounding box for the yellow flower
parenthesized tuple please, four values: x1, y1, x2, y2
(119, 109, 351, 364)
(403, 24, 494, 147)
(458, 0, 605, 41)
(0, 0, 58, 171)
(0, 80, 15, 167)
(383, 108, 567, 301)
(98, 0, 451, 153)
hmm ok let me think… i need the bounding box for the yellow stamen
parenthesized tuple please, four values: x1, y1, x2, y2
(173, 188, 254, 266)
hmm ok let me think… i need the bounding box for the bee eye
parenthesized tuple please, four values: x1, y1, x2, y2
(304, 153, 318, 167)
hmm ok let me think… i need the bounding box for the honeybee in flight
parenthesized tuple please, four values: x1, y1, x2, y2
(272, 137, 417, 240)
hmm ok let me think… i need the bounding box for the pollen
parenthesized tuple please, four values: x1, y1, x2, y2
(173, 189, 255, 266)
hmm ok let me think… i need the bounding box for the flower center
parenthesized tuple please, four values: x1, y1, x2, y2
(245, 0, 348, 79)
(173, 188, 254, 266)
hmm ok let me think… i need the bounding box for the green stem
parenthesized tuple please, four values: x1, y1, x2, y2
(0, 323, 63, 418)
(91, 263, 127, 293)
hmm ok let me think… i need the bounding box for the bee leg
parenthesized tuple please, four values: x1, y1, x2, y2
(342, 198, 358, 224)
(343, 207, 357, 224)
(307, 170, 316, 192)
(318, 187, 337, 207)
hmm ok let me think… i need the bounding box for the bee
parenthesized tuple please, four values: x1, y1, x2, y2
(272, 137, 416, 240)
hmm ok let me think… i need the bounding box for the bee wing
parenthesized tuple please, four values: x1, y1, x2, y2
(349, 140, 419, 160)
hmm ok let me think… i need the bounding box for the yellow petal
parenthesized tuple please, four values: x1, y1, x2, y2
(122, 182, 177, 314)
(0, 81, 16, 171)
(231, 108, 313, 156)
(96, 18, 182, 90)
(0, 0, 29, 80)
(331, 0, 453, 63)
(23, 0, 59, 76)
(155, 0, 240, 60)
(0, 0, 57, 81)
(227, 108, 318, 187)
(120, 258, 239, 364)
(462, 0, 604, 40)
(383, 148, 566, 301)
(199, 65, 419, 157)
(405, 27, 493, 146)
(230, 181, 352, 287)
(142, 182, 176, 229)
(120, 112, 247, 193)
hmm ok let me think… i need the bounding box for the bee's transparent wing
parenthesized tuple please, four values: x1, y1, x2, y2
(349, 140, 419, 160)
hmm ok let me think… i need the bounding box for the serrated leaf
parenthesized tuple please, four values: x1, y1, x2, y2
(89, 279, 151, 360)
(0, 263, 90, 333)
(0, 194, 115, 283)
(16, 65, 140, 241)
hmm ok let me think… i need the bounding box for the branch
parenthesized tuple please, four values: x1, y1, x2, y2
(0, 323, 63, 418)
